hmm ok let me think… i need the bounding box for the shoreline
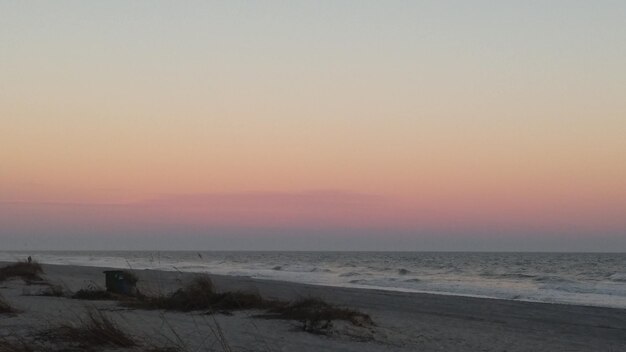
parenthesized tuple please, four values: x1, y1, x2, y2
(3, 255, 625, 310)
(2, 261, 626, 351)
(0, 251, 626, 309)
(4, 260, 626, 313)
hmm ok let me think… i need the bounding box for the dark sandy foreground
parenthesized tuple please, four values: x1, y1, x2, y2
(1, 262, 626, 351)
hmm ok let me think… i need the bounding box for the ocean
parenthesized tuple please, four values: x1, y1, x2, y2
(1, 251, 625, 309)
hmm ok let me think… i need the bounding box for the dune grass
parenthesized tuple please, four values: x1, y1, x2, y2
(263, 298, 374, 333)
(43, 310, 137, 348)
(0, 261, 44, 282)
(66, 270, 373, 333)
(71, 287, 115, 300)
(0, 294, 17, 314)
(125, 275, 270, 312)
(1, 269, 374, 352)
(2, 312, 187, 352)
(123, 275, 373, 334)
(143, 347, 184, 352)
(0, 338, 35, 352)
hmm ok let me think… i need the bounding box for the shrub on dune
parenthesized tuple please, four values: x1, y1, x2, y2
(125, 275, 268, 312)
(0, 261, 44, 282)
(263, 298, 374, 333)
(0, 294, 17, 314)
(123, 275, 374, 335)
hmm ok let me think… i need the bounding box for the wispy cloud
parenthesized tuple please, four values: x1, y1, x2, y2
(142, 190, 385, 207)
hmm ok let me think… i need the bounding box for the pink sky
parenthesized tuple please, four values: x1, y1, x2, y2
(1, 1, 625, 250)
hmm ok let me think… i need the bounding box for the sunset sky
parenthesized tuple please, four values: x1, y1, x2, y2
(2, 1, 625, 250)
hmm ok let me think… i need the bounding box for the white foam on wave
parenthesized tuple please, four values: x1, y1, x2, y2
(2, 251, 626, 309)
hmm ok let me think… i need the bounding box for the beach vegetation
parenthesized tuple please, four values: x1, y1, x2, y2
(143, 347, 184, 352)
(0, 261, 44, 282)
(123, 275, 374, 334)
(125, 275, 270, 312)
(43, 309, 137, 348)
(0, 295, 17, 314)
(71, 287, 115, 300)
(262, 298, 374, 333)
(0, 337, 35, 352)
(70, 281, 136, 301)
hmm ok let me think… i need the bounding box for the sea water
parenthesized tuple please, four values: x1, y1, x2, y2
(1, 251, 625, 309)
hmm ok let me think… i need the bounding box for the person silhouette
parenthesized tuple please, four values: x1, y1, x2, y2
(27, 256, 32, 264)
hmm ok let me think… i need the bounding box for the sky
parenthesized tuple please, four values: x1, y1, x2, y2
(1, 1, 625, 251)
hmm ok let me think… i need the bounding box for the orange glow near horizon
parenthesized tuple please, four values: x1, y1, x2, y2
(1, 1, 626, 249)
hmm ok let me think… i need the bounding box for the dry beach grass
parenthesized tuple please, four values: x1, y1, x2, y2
(0, 294, 17, 315)
(0, 261, 376, 351)
(41, 309, 138, 349)
(2, 260, 626, 351)
(0, 261, 44, 283)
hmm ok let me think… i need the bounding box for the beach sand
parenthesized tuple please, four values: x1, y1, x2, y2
(1, 262, 625, 351)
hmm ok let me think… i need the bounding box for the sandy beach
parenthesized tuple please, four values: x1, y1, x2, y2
(4, 1, 626, 350)
(1, 262, 625, 351)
